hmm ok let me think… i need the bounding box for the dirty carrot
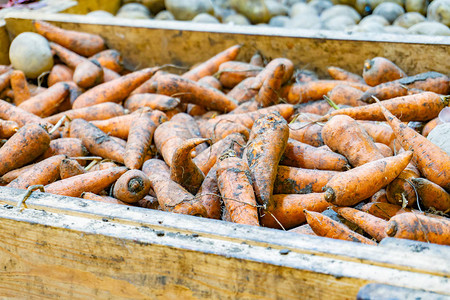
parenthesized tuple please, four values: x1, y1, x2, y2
(304, 210, 377, 245)
(261, 193, 330, 229)
(244, 112, 289, 208)
(251, 58, 294, 90)
(357, 121, 397, 150)
(274, 165, 338, 194)
(48, 64, 74, 86)
(376, 143, 393, 157)
(7, 155, 66, 189)
(196, 165, 221, 219)
(18, 82, 70, 117)
(288, 224, 317, 236)
(124, 93, 180, 112)
(137, 195, 161, 210)
(49, 42, 85, 68)
(45, 102, 126, 125)
(59, 158, 87, 179)
(363, 57, 406, 86)
(374, 97, 450, 190)
(112, 170, 151, 203)
(39, 138, 88, 163)
(327, 66, 364, 83)
(34, 20, 106, 57)
(89, 49, 124, 73)
(198, 75, 223, 90)
(255, 63, 285, 108)
(411, 178, 450, 213)
(227, 77, 258, 104)
(0, 70, 12, 93)
(422, 117, 443, 138)
(73, 59, 104, 89)
(10, 70, 30, 105)
(386, 161, 420, 207)
(294, 100, 332, 116)
(81, 192, 130, 206)
(289, 122, 324, 147)
(333, 206, 388, 242)
(0, 123, 50, 176)
(44, 167, 127, 197)
(69, 118, 126, 163)
(198, 118, 249, 143)
(0, 120, 19, 138)
(216, 149, 259, 226)
(182, 44, 242, 81)
(386, 213, 450, 245)
(327, 84, 366, 107)
(125, 116, 156, 170)
(229, 100, 259, 115)
(370, 189, 388, 203)
(324, 151, 413, 206)
(217, 61, 262, 88)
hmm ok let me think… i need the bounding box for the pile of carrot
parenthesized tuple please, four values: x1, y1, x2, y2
(1, 21, 449, 246)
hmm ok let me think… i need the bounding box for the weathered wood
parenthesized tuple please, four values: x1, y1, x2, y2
(357, 283, 448, 300)
(4, 12, 450, 77)
(0, 20, 8, 65)
(61, 0, 121, 14)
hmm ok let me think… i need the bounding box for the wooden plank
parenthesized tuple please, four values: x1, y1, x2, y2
(4, 12, 450, 77)
(0, 20, 8, 65)
(0, 205, 449, 299)
(357, 284, 447, 300)
(61, 0, 121, 14)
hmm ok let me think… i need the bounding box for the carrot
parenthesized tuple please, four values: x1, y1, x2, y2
(49, 42, 85, 68)
(422, 117, 443, 137)
(0, 65, 12, 75)
(244, 112, 289, 208)
(361, 202, 411, 220)
(0, 163, 35, 184)
(250, 51, 264, 67)
(370, 189, 388, 203)
(69, 118, 126, 163)
(324, 151, 413, 206)
(304, 210, 377, 245)
(170, 112, 208, 155)
(289, 122, 324, 147)
(360, 71, 449, 103)
(45, 166, 127, 197)
(196, 165, 221, 219)
(59, 158, 86, 179)
(10, 70, 30, 105)
(89, 49, 123, 73)
(7, 155, 66, 189)
(18, 82, 70, 117)
(251, 58, 294, 90)
(198, 118, 249, 143)
(72, 67, 160, 109)
(0, 123, 50, 176)
(216, 149, 259, 226)
(255, 63, 285, 108)
(48, 64, 74, 86)
(357, 121, 397, 150)
(142, 159, 207, 216)
(170, 138, 208, 194)
(363, 57, 406, 87)
(124, 93, 180, 112)
(280, 138, 349, 171)
(327, 84, 366, 107)
(63, 81, 84, 107)
(0, 120, 19, 138)
(182, 44, 242, 81)
(386, 162, 420, 207)
(376, 143, 393, 157)
(198, 75, 223, 90)
(0, 70, 12, 93)
(137, 195, 161, 210)
(45, 102, 126, 125)
(34, 20, 105, 57)
(229, 100, 259, 115)
(88, 161, 117, 172)
(125, 116, 157, 170)
(411, 178, 450, 213)
(81, 192, 130, 206)
(153, 73, 237, 112)
(72, 59, 104, 89)
(261, 193, 330, 229)
(386, 213, 450, 245)
(293, 69, 319, 83)
(333, 206, 388, 242)
(112, 170, 151, 203)
(293, 100, 332, 116)
(288, 224, 317, 235)
(375, 97, 450, 190)
(39, 138, 88, 162)
(287, 80, 369, 104)
(327, 66, 364, 83)
(274, 165, 338, 194)
(328, 92, 449, 122)
(322, 115, 384, 167)
(217, 61, 262, 88)
(227, 77, 258, 104)
(193, 132, 246, 175)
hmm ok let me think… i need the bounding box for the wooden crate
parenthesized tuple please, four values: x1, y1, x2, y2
(1, 12, 449, 299)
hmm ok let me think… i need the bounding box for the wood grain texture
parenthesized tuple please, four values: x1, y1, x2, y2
(4, 12, 450, 77)
(0, 20, 8, 65)
(61, 0, 121, 14)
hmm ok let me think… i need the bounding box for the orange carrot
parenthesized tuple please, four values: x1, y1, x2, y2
(360, 202, 412, 220)
(196, 165, 221, 219)
(327, 66, 364, 83)
(411, 178, 450, 213)
(48, 64, 74, 86)
(137, 195, 161, 210)
(72, 67, 160, 108)
(322, 115, 384, 167)
(198, 118, 249, 143)
(0, 70, 12, 94)
(357, 121, 397, 150)
(170, 112, 208, 155)
(244, 112, 289, 208)
(125, 116, 157, 170)
(112, 170, 151, 203)
(88, 161, 117, 172)
(274, 165, 338, 194)
(360, 71, 449, 103)
(304, 210, 377, 245)
(0, 65, 12, 75)
(363, 57, 406, 86)
(375, 97, 450, 190)
(333, 206, 388, 242)
(216, 149, 259, 226)
(251, 58, 294, 90)
(124, 93, 180, 112)
(294, 100, 332, 116)
(229, 100, 259, 115)
(324, 151, 413, 206)
(261, 193, 330, 229)
(50, 42, 85, 68)
(370, 189, 388, 203)
(72, 59, 104, 89)
(0, 123, 50, 176)
(198, 75, 223, 90)
(69, 118, 126, 163)
(18, 82, 70, 117)
(142, 159, 207, 216)
(288, 224, 317, 235)
(386, 213, 450, 245)
(217, 61, 262, 88)
(0, 120, 19, 138)
(422, 117, 443, 137)
(293, 69, 319, 83)
(7, 155, 66, 189)
(81, 192, 130, 206)
(1, 163, 34, 184)
(10, 70, 30, 105)
(89, 49, 123, 73)
(34, 20, 106, 57)
(289, 122, 324, 147)
(327, 84, 366, 107)
(386, 162, 420, 207)
(376, 143, 393, 157)
(38, 138, 88, 163)
(280, 138, 349, 171)
(227, 77, 258, 104)
(45, 102, 126, 125)
(255, 63, 285, 107)
(182, 44, 242, 81)
(59, 158, 86, 179)
(45, 167, 127, 197)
